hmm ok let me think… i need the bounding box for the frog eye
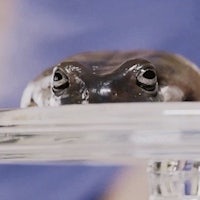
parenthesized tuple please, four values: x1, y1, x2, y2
(136, 68, 157, 92)
(52, 69, 70, 96)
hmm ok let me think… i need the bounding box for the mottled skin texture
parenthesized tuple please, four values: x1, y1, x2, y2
(20, 50, 200, 108)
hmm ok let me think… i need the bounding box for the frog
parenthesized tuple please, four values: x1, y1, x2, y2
(20, 50, 200, 108)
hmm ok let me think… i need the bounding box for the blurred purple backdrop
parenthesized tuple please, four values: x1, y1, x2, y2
(0, 164, 121, 200)
(0, 1, 200, 199)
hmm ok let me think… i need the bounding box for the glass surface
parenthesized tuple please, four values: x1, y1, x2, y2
(0, 102, 200, 199)
(148, 160, 200, 200)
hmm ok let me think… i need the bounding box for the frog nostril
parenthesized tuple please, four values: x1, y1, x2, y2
(112, 91, 117, 96)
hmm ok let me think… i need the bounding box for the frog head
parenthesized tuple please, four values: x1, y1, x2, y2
(50, 59, 160, 105)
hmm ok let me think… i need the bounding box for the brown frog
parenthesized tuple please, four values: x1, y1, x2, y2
(20, 50, 200, 107)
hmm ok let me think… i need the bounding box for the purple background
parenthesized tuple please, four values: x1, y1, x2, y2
(0, 1, 200, 199)
(0, 164, 120, 200)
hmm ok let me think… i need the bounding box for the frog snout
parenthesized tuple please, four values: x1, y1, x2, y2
(88, 83, 113, 103)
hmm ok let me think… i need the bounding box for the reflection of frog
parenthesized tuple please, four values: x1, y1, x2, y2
(20, 50, 200, 107)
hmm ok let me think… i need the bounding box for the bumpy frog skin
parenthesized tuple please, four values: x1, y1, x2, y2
(20, 50, 200, 107)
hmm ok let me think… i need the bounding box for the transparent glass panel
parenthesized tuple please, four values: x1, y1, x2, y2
(0, 102, 200, 199)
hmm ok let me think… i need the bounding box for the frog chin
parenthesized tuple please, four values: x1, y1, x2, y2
(49, 92, 89, 106)
(158, 86, 185, 101)
(49, 95, 61, 106)
(49, 94, 70, 106)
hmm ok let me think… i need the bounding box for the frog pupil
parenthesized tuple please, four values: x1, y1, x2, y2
(143, 70, 155, 79)
(54, 72, 63, 81)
